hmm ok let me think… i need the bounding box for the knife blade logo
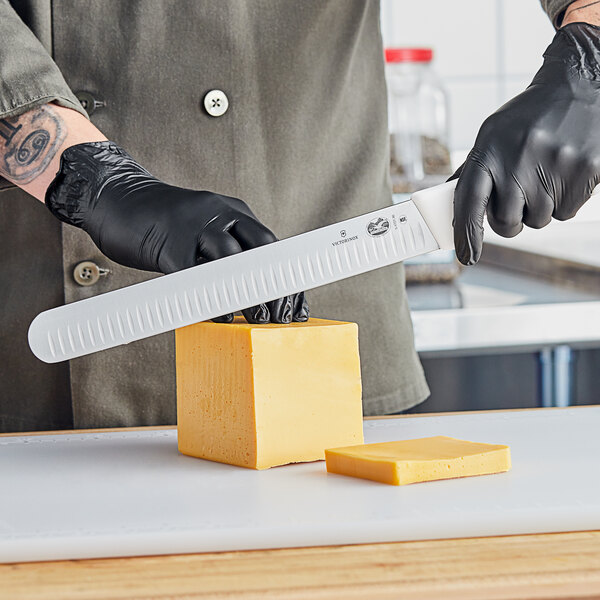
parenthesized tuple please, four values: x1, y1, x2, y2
(366, 217, 390, 237)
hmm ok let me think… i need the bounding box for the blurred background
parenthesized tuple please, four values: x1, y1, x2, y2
(379, 0, 600, 414)
(381, 0, 555, 154)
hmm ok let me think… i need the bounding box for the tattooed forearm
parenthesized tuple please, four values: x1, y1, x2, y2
(0, 105, 65, 184)
(566, 0, 600, 16)
(563, 0, 600, 24)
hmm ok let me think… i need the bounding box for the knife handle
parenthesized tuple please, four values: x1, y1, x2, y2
(411, 180, 458, 251)
(413, 179, 600, 254)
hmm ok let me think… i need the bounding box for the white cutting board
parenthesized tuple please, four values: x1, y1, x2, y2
(2, 407, 600, 563)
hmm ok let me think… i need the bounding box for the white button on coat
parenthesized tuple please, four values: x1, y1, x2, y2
(203, 89, 229, 117)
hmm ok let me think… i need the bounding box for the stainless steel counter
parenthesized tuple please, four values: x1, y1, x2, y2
(410, 263, 600, 356)
(407, 261, 600, 410)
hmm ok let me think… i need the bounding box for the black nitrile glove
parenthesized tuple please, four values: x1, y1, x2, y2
(452, 23, 600, 265)
(45, 141, 309, 324)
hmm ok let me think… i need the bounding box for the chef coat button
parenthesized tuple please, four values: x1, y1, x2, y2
(203, 89, 229, 117)
(75, 91, 106, 116)
(73, 261, 110, 286)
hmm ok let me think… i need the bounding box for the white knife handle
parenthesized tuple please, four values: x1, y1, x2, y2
(410, 179, 458, 251)
(412, 180, 600, 253)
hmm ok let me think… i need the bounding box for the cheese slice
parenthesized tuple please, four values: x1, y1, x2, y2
(325, 436, 511, 485)
(176, 317, 364, 470)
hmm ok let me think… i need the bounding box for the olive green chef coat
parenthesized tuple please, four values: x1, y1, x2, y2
(0, 0, 556, 432)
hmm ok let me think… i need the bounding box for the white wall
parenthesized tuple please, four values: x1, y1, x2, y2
(380, 0, 555, 151)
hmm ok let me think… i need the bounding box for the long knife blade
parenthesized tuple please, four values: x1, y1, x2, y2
(28, 180, 458, 363)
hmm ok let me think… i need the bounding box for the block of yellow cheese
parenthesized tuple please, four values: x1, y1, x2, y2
(325, 436, 511, 485)
(176, 317, 363, 469)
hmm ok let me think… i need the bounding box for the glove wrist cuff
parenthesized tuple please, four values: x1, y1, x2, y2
(45, 141, 146, 229)
(546, 22, 600, 79)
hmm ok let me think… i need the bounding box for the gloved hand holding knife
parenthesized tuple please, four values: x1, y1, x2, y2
(453, 7, 600, 266)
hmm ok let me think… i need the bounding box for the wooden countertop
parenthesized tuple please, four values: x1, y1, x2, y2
(4, 532, 600, 599)
(3, 412, 600, 599)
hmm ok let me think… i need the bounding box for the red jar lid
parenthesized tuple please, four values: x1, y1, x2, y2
(385, 48, 433, 63)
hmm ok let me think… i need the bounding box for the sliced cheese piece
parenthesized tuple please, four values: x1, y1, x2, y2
(325, 436, 511, 485)
(176, 317, 363, 470)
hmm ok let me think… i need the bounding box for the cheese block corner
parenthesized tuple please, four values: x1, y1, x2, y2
(176, 317, 363, 469)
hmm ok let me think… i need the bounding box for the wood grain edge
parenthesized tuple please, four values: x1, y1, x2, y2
(4, 531, 600, 600)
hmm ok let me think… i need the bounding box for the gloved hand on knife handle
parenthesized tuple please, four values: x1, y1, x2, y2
(452, 19, 600, 266)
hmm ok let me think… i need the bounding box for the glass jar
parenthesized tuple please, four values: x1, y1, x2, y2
(385, 48, 451, 196)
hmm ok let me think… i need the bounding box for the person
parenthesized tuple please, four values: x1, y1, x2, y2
(0, 0, 595, 433)
(453, 0, 600, 266)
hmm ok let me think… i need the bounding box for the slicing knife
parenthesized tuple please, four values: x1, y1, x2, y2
(28, 179, 458, 363)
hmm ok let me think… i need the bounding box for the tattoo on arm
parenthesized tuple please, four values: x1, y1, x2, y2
(0, 104, 65, 184)
(565, 0, 600, 18)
